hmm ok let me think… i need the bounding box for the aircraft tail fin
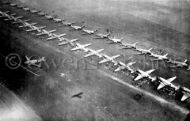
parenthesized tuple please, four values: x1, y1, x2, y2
(184, 59, 188, 64)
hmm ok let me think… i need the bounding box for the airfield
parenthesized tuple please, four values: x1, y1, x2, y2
(0, 0, 190, 121)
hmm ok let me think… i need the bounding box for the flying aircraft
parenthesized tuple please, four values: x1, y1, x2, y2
(94, 32, 111, 39)
(82, 29, 97, 35)
(157, 76, 179, 90)
(19, 22, 37, 28)
(181, 87, 190, 101)
(71, 92, 83, 99)
(46, 33, 66, 40)
(136, 47, 153, 55)
(134, 69, 155, 81)
(58, 38, 78, 46)
(70, 24, 85, 31)
(25, 56, 45, 68)
(23, 7, 30, 11)
(36, 29, 56, 36)
(151, 53, 168, 61)
(26, 25, 47, 32)
(84, 49, 104, 58)
(70, 43, 91, 52)
(30, 10, 38, 14)
(108, 37, 123, 44)
(122, 42, 138, 49)
(114, 61, 136, 72)
(99, 54, 120, 65)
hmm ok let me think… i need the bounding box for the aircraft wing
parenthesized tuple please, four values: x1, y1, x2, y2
(84, 52, 95, 58)
(134, 74, 143, 81)
(58, 42, 68, 46)
(99, 59, 109, 64)
(146, 69, 155, 74)
(181, 92, 190, 101)
(157, 83, 165, 90)
(167, 76, 177, 83)
(70, 47, 79, 51)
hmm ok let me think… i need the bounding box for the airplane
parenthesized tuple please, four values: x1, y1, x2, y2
(115, 61, 136, 72)
(108, 37, 123, 44)
(134, 69, 155, 81)
(151, 53, 169, 61)
(45, 14, 54, 20)
(19, 22, 37, 28)
(46, 33, 66, 40)
(58, 38, 78, 46)
(136, 47, 153, 55)
(99, 54, 120, 65)
(30, 10, 38, 14)
(84, 49, 104, 58)
(12, 19, 30, 24)
(71, 92, 83, 99)
(26, 25, 47, 32)
(53, 18, 64, 23)
(157, 76, 179, 90)
(63, 21, 75, 26)
(38, 11, 46, 16)
(94, 32, 111, 39)
(70, 24, 85, 31)
(70, 43, 91, 52)
(122, 42, 138, 49)
(181, 87, 190, 101)
(82, 28, 97, 35)
(23, 7, 30, 11)
(168, 59, 189, 69)
(36, 29, 56, 36)
(25, 56, 45, 68)
(10, 3, 17, 7)
(17, 5, 24, 9)
(10, 16, 23, 21)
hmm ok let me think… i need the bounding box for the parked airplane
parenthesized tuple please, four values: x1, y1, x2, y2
(25, 56, 45, 68)
(12, 19, 30, 24)
(157, 76, 179, 90)
(23, 7, 30, 11)
(122, 42, 138, 49)
(82, 29, 97, 35)
(19, 22, 37, 28)
(94, 32, 111, 39)
(181, 87, 190, 101)
(46, 33, 66, 40)
(36, 29, 56, 36)
(26, 25, 46, 32)
(136, 47, 153, 55)
(58, 38, 78, 46)
(134, 69, 155, 81)
(45, 14, 54, 20)
(115, 61, 136, 72)
(10, 3, 17, 7)
(30, 10, 38, 14)
(108, 37, 123, 44)
(84, 49, 104, 58)
(168, 59, 189, 69)
(71, 92, 83, 99)
(70, 24, 85, 30)
(53, 18, 64, 23)
(99, 54, 120, 65)
(11, 16, 23, 21)
(70, 43, 91, 52)
(63, 21, 75, 26)
(38, 11, 46, 16)
(151, 53, 168, 61)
